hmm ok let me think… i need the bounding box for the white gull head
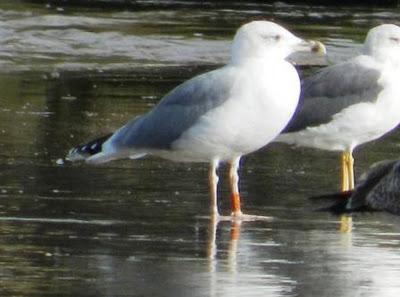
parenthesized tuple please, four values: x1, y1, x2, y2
(230, 20, 321, 64)
(362, 24, 400, 63)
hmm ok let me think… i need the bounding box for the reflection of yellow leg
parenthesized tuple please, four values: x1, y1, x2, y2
(339, 214, 352, 233)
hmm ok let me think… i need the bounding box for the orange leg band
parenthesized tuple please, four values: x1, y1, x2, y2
(230, 192, 242, 216)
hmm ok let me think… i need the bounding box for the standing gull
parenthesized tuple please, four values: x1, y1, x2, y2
(276, 24, 400, 191)
(66, 21, 322, 217)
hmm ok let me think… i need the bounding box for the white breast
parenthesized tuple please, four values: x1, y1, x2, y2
(278, 64, 400, 152)
(169, 59, 300, 162)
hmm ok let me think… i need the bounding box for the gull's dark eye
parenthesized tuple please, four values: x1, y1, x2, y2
(261, 34, 282, 42)
(390, 37, 400, 43)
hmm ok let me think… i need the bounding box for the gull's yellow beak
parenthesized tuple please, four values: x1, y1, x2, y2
(293, 39, 327, 55)
(310, 40, 327, 55)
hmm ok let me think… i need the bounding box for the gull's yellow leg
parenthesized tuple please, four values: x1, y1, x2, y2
(341, 150, 355, 191)
(209, 159, 220, 218)
(341, 152, 349, 191)
(347, 151, 355, 190)
(339, 150, 354, 233)
(229, 157, 243, 217)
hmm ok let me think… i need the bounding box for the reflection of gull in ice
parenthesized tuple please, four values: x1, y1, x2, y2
(206, 217, 295, 297)
(299, 221, 400, 296)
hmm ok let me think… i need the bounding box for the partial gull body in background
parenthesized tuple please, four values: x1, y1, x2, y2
(276, 24, 400, 191)
(66, 21, 323, 218)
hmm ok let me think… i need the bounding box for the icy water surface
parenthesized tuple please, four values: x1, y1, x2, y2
(2, 1, 400, 296)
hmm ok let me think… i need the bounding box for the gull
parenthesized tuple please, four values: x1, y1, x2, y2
(276, 24, 400, 191)
(66, 21, 323, 218)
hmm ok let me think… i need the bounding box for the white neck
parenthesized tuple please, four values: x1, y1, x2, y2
(363, 46, 400, 65)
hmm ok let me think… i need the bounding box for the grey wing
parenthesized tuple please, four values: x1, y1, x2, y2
(347, 159, 398, 210)
(109, 68, 234, 150)
(365, 161, 400, 214)
(284, 59, 383, 133)
(358, 159, 399, 184)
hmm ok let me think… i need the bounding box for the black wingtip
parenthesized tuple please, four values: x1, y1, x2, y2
(309, 190, 377, 214)
(66, 133, 113, 162)
(309, 191, 353, 214)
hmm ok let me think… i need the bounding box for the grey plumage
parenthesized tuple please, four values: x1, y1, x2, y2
(107, 67, 235, 150)
(283, 58, 383, 133)
(365, 161, 400, 214)
(66, 67, 236, 162)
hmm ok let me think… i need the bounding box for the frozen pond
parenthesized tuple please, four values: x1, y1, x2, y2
(1, 1, 400, 296)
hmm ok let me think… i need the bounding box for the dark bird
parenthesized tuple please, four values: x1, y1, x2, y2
(311, 159, 400, 215)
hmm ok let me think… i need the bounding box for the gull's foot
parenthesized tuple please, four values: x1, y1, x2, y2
(230, 212, 273, 222)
